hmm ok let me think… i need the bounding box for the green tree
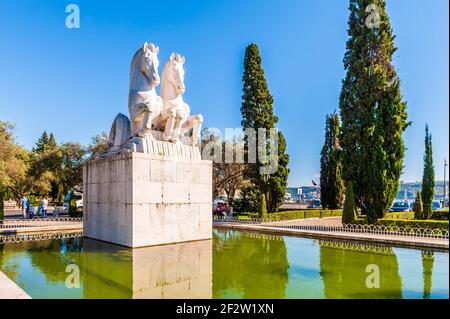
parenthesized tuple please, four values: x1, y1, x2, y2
(29, 131, 62, 197)
(421, 124, 434, 219)
(60, 142, 87, 198)
(267, 131, 290, 213)
(87, 132, 109, 156)
(413, 190, 424, 220)
(339, 0, 409, 223)
(320, 113, 344, 209)
(34, 131, 49, 153)
(214, 140, 246, 208)
(240, 43, 289, 214)
(0, 122, 29, 219)
(342, 181, 357, 224)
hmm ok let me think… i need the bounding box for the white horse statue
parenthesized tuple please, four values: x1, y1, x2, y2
(156, 53, 203, 146)
(128, 42, 163, 138)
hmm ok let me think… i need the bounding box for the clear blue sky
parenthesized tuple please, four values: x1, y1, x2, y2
(0, 0, 448, 186)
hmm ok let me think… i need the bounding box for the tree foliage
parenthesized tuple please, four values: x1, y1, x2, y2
(0, 126, 88, 203)
(87, 131, 109, 156)
(320, 113, 344, 209)
(342, 181, 357, 224)
(339, 0, 409, 223)
(0, 122, 29, 217)
(240, 43, 289, 214)
(421, 124, 434, 218)
(213, 140, 246, 208)
(413, 190, 424, 220)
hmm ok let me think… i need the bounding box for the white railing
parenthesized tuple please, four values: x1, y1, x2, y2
(212, 216, 449, 239)
(0, 218, 83, 229)
(0, 231, 83, 244)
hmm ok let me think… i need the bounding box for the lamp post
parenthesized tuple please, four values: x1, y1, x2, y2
(444, 159, 448, 207)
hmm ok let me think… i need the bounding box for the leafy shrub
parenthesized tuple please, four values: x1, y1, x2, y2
(261, 209, 343, 221)
(374, 219, 448, 230)
(233, 186, 261, 213)
(430, 211, 449, 221)
(384, 212, 415, 220)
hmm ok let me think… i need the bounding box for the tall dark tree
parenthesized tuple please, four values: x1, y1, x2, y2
(267, 131, 290, 213)
(320, 113, 344, 209)
(421, 124, 435, 218)
(240, 43, 289, 214)
(339, 0, 408, 223)
(34, 131, 49, 153)
(342, 181, 357, 224)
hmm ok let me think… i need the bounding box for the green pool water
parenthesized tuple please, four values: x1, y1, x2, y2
(0, 229, 448, 299)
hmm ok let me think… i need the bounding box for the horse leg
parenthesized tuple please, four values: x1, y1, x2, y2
(142, 111, 154, 138)
(162, 112, 176, 142)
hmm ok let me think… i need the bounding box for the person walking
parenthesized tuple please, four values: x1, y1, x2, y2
(41, 197, 49, 218)
(20, 196, 28, 219)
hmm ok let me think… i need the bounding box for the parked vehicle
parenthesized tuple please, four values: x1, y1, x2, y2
(307, 199, 321, 209)
(432, 200, 442, 211)
(389, 201, 411, 212)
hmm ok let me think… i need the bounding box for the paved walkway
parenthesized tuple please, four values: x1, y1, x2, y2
(0, 271, 31, 299)
(3, 208, 68, 219)
(214, 221, 449, 250)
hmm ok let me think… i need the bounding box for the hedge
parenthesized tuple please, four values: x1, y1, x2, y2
(430, 211, 449, 220)
(384, 212, 415, 220)
(238, 209, 343, 221)
(353, 219, 449, 230)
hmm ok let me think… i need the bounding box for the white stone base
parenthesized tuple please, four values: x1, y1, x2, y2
(80, 238, 212, 298)
(83, 152, 212, 248)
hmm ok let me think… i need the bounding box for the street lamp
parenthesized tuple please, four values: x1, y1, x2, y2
(444, 159, 448, 206)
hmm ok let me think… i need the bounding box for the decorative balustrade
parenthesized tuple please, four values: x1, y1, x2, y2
(0, 231, 83, 244)
(212, 216, 449, 240)
(0, 218, 83, 229)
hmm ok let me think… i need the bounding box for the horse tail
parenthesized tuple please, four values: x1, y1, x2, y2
(109, 113, 131, 148)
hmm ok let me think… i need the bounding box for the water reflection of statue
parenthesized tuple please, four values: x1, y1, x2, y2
(318, 240, 403, 299)
(213, 230, 289, 298)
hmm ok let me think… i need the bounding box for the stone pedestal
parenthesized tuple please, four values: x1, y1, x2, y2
(83, 151, 212, 248)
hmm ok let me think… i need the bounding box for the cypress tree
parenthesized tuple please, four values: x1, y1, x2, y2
(48, 133, 57, 150)
(267, 131, 290, 213)
(34, 131, 49, 153)
(421, 124, 434, 218)
(413, 190, 424, 220)
(320, 113, 344, 209)
(342, 181, 357, 224)
(339, 0, 408, 224)
(241, 43, 289, 214)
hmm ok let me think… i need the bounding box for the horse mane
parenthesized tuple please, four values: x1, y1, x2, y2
(129, 44, 158, 90)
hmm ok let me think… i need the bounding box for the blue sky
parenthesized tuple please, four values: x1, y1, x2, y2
(0, 0, 448, 186)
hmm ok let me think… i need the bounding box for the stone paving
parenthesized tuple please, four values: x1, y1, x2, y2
(0, 271, 31, 299)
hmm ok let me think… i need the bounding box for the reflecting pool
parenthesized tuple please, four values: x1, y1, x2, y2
(0, 229, 448, 299)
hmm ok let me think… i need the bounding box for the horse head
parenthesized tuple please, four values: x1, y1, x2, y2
(131, 42, 160, 89)
(161, 52, 186, 97)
